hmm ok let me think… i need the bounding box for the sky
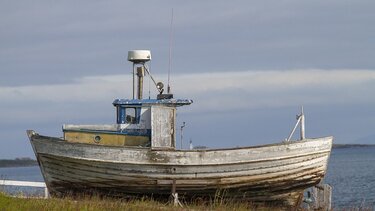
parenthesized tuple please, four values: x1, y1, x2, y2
(1, 0, 375, 158)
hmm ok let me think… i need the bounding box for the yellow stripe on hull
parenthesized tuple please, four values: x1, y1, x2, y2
(64, 131, 150, 147)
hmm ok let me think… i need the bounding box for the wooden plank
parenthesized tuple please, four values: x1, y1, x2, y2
(64, 131, 149, 147)
(32, 135, 332, 166)
(35, 149, 327, 205)
(37, 149, 328, 180)
(313, 184, 332, 210)
(151, 106, 175, 149)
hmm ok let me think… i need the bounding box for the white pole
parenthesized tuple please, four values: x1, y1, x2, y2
(44, 187, 50, 199)
(300, 106, 305, 140)
(180, 122, 185, 149)
(132, 63, 135, 99)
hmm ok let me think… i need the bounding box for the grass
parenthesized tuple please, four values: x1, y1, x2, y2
(7, 190, 374, 211)
(0, 192, 274, 211)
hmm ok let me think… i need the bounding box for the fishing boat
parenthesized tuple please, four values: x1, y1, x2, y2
(28, 50, 333, 207)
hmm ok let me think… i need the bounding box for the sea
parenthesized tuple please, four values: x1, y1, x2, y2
(1, 147, 374, 208)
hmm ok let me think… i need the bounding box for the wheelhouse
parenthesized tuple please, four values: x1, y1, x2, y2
(63, 99, 192, 149)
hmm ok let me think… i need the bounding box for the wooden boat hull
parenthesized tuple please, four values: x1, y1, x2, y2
(28, 130, 332, 206)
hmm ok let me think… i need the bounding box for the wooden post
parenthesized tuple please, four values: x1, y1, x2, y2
(324, 184, 332, 211)
(44, 187, 50, 199)
(171, 180, 183, 207)
(172, 179, 176, 195)
(293, 193, 304, 211)
(132, 63, 135, 99)
(312, 184, 332, 210)
(172, 180, 177, 206)
(137, 66, 144, 99)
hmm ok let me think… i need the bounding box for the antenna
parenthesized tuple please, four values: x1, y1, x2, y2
(167, 8, 174, 94)
(128, 50, 170, 100)
(180, 121, 186, 149)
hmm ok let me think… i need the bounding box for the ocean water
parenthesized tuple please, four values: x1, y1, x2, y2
(0, 166, 43, 182)
(325, 146, 375, 208)
(1, 147, 375, 208)
(0, 166, 44, 196)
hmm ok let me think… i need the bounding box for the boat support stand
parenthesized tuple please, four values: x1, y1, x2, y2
(171, 180, 183, 207)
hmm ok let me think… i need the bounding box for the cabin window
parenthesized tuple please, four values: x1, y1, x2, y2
(126, 108, 137, 124)
(116, 106, 141, 124)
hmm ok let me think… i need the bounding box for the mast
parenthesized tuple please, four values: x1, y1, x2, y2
(127, 50, 151, 100)
(137, 66, 144, 99)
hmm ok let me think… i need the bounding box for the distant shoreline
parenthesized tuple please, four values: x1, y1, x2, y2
(0, 158, 38, 168)
(333, 144, 375, 149)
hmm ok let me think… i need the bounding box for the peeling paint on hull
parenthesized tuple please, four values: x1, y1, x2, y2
(29, 132, 332, 206)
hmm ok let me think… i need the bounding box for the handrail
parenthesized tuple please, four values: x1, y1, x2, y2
(0, 179, 49, 199)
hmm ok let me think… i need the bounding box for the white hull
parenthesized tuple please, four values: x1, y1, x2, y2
(28, 131, 332, 206)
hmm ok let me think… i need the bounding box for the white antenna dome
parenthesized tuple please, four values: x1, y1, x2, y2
(128, 50, 151, 63)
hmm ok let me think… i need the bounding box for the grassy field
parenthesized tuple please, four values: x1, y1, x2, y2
(0, 192, 270, 211)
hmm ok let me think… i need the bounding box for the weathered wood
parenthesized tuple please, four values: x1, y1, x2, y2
(312, 184, 332, 210)
(151, 106, 175, 149)
(293, 193, 304, 211)
(64, 131, 149, 147)
(171, 180, 183, 207)
(28, 130, 333, 207)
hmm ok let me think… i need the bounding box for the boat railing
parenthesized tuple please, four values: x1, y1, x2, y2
(0, 179, 49, 199)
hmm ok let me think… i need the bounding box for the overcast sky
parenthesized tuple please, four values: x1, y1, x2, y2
(1, 0, 375, 158)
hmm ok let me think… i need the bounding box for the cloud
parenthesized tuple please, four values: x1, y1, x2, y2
(173, 69, 375, 112)
(1, 69, 374, 113)
(2, 0, 375, 158)
(2, 0, 375, 89)
(1, 69, 375, 158)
